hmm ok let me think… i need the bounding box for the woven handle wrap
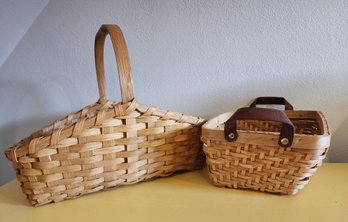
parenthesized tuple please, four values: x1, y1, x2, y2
(249, 97, 294, 110)
(95, 24, 135, 104)
(224, 107, 295, 147)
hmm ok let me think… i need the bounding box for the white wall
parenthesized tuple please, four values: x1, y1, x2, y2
(1, 0, 348, 185)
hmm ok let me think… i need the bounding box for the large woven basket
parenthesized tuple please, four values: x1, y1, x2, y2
(5, 24, 205, 206)
(201, 97, 330, 195)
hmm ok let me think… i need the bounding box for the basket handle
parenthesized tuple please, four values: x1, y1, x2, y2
(95, 24, 135, 104)
(224, 107, 295, 147)
(249, 97, 294, 110)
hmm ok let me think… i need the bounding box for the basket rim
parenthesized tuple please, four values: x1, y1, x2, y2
(5, 99, 205, 162)
(201, 110, 331, 149)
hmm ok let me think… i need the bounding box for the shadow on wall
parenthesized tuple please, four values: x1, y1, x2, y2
(329, 116, 348, 162)
(0, 68, 345, 186)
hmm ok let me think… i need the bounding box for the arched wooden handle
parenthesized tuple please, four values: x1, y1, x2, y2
(249, 97, 294, 110)
(224, 107, 295, 147)
(95, 24, 135, 104)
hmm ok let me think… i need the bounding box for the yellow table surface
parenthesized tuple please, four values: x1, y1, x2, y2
(0, 163, 347, 222)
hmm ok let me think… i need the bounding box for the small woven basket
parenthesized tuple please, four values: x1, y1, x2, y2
(5, 24, 205, 206)
(201, 97, 330, 195)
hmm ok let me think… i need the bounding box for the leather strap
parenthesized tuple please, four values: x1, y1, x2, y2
(224, 107, 295, 147)
(249, 97, 294, 110)
(95, 24, 135, 104)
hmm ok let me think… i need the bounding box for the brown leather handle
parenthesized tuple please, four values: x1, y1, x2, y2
(224, 107, 295, 147)
(95, 24, 135, 104)
(249, 97, 294, 110)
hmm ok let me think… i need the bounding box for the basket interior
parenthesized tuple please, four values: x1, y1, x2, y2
(216, 110, 325, 136)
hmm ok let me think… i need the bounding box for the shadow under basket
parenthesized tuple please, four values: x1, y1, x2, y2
(201, 110, 331, 195)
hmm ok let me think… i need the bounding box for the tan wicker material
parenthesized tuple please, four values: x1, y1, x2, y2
(201, 109, 331, 195)
(4, 24, 205, 206)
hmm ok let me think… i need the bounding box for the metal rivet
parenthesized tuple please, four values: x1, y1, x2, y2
(281, 138, 289, 145)
(228, 133, 235, 139)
